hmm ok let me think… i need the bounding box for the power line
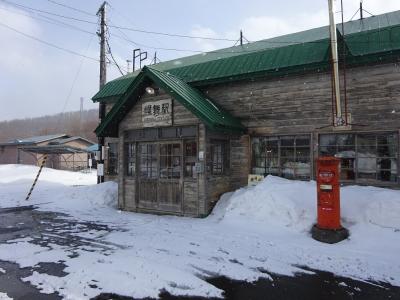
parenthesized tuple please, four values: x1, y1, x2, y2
(1, 0, 237, 42)
(0, 5, 96, 36)
(60, 30, 96, 115)
(46, 0, 94, 17)
(2, 0, 390, 49)
(0, 19, 126, 73)
(106, 37, 125, 76)
(0, 20, 99, 62)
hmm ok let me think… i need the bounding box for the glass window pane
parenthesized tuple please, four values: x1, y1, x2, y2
(160, 127, 177, 138)
(337, 134, 355, 146)
(378, 145, 397, 157)
(296, 147, 310, 157)
(295, 135, 310, 146)
(336, 146, 355, 158)
(357, 156, 376, 171)
(180, 126, 197, 137)
(143, 128, 158, 140)
(320, 134, 336, 147)
(280, 136, 295, 146)
(377, 133, 397, 145)
(281, 147, 294, 157)
(378, 158, 397, 171)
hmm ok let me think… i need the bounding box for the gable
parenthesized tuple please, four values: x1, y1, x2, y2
(95, 67, 245, 137)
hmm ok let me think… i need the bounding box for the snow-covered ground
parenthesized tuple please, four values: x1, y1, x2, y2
(0, 164, 399, 299)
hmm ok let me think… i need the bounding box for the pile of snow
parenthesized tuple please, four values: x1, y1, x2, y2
(212, 175, 400, 231)
(0, 164, 96, 186)
(0, 165, 399, 299)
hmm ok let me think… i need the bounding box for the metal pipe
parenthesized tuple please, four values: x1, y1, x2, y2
(328, 0, 343, 126)
(340, 0, 349, 125)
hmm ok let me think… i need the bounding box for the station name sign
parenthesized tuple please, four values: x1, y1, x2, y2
(142, 99, 172, 127)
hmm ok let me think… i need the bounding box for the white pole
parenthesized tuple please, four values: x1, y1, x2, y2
(328, 0, 343, 125)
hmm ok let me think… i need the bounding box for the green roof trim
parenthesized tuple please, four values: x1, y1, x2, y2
(92, 10, 400, 102)
(95, 66, 245, 137)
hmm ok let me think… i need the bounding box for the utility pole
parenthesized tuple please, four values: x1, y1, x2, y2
(96, 1, 107, 184)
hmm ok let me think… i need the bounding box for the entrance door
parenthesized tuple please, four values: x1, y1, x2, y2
(137, 142, 182, 212)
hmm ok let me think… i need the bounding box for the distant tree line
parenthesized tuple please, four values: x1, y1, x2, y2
(0, 109, 99, 143)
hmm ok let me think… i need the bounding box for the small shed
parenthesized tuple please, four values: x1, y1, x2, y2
(0, 134, 95, 171)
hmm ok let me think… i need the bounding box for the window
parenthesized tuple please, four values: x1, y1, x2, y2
(319, 132, 398, 183)
(126, 143, 135, 177)
(210, 140, 229, 175)
(159, 143, 181, 179)
(139, 143, 157, 179)
(184, 141, 197, 178)
(107, 143, 118, 175)
(125, 126, 197, 141)
(252, 135, 311, 180)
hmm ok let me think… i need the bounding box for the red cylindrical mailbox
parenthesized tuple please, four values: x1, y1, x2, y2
(316, 156, 341, 230)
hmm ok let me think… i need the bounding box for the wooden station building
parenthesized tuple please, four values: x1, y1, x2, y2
(93, 11, 400, 217)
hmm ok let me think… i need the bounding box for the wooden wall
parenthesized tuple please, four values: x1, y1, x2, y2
(117, 86, 204, 216)
(103, 62, 400, 216)
(202, 63, 400, 135)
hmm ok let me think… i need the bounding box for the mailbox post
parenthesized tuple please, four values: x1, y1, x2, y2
(311, 157, 349, 243)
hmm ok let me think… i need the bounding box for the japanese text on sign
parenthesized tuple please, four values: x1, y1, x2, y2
(142, 99, 172, 127)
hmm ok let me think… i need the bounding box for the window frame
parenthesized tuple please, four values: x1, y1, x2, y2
(107, 142, 119, 176)
(125, 142, 136, 177)
(251, 134, 312, 180)
(318, 131, 399, 184)
(210, 139, 229, 176)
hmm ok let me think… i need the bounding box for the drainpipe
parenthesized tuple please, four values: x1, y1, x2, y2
(328, 0, 344, 126)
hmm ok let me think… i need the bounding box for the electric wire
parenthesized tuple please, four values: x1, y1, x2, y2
(106, 37, 125, 75)
(60, 29, 96, 116)
(1, 0, 238, 42)
(0, 20, 125, 71)
(0, 5, 95, 35)
(1, 0, 390, 54)
(0, 20, 99, 62)
(46, 0, 94, 17)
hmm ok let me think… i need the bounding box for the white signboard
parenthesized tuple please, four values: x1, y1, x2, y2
(97, 164, 104, 176)
(142, 99, 172, 127)
(248, 174, 264, 187)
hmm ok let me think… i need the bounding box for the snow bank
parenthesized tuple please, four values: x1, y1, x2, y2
(212, 175, 400, 231)
(0, 165, 400, 299)
(0, 164, 96, 186)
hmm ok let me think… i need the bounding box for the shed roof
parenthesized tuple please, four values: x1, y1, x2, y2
(92, 10, 400, 102)
(0, 134, 68, 146)
(48, 136, 95, 146)
(20, 145, 89, 154)
(95, 66, 245, 137)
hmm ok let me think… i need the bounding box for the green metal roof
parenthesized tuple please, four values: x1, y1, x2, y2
(92, 10, 400, 102)
(95, 66, 245, 137)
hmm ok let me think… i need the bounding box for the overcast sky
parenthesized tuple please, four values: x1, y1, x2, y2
(0, 0, 399, 121)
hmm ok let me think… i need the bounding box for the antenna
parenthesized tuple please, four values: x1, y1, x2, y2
(139, 51, 147, 69)
(360, 0, 363, 19)
(126, 59, 131, 73)
(240, 30, 243, 46)
(132, 48, 140, 71)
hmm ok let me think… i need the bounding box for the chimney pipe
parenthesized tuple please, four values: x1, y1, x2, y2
(328, 0, 344, 126)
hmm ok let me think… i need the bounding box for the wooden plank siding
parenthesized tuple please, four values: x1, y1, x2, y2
(103, 62, 400, 217)
(202, 63, 400, 135)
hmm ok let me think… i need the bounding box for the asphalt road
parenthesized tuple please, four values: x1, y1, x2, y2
(0, 206, 399, 300)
